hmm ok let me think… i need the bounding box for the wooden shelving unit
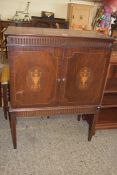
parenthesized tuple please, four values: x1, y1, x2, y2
(95, 44, 117, 130)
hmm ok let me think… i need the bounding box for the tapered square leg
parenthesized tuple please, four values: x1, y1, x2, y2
(9, 113, 17, 149)
(2, 84, 9, 120)
(88, 110, 99, 141)
(77, 115, 81, 121)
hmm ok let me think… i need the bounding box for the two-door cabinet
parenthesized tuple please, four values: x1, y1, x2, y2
(5, 26, 113, 148)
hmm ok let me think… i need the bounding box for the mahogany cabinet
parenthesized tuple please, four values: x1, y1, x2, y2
(5, 26, 113, 148)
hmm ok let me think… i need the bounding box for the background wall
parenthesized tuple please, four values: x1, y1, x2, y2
(0, 0, 100, 20)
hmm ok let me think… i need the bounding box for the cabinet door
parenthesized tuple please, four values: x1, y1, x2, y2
(60, 49, 110, 106)
(9, 48, 61, 108)
(68, 4, 94, 30)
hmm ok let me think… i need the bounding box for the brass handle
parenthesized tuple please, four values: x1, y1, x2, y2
(79, 15, 83, 20)
(57, 78, 66, 82)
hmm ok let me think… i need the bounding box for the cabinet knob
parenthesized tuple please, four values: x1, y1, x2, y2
(57, 78, 61, 82)
(57, 78, 66, 82)
(62, 78, 66, 82)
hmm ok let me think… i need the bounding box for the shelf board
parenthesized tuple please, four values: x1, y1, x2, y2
(109, 62, 117, 65)
(104, 90, 117, 94)
(95, 122, 117, 130)
(101, 105, 117, 109)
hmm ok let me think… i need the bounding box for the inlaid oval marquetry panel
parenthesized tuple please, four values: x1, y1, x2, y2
(26, 67, 42, 91)
(77, 67, 92, 90)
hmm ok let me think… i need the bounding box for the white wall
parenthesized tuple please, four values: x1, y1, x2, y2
(0, 0, 100, 20)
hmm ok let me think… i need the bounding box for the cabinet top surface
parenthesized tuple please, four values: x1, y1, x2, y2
(5, 26, 113, 41)
(68, 3, 94, 7)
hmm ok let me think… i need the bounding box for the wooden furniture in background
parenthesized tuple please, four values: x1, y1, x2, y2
(0, 17, 68, 62)
(67, 3, 94, 30)
(0, 17, 68, 31)
(96, 42, 117, 129)
(0, 65, 9, 119)
(31, 16, 68, 29)
(0, 28, 7, 63)
(0, 67, 2, 107)
(5, 26, 113, 148)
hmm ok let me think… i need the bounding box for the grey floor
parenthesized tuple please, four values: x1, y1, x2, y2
(0, 108, 117, 175)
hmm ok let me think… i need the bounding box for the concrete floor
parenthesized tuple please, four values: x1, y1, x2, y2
(0, 109, 117, 175)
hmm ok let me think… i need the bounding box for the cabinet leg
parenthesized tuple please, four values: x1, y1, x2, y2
(8, 111, 11, 128)
(82, 114, 87, 120)
(93, 130, 96, 135)
(77, 115, 81, 121)
(2, 84, 9, 120)
(88, 112, 99, 141)
(3, 108, 8, 120)
(9, 113, 17, 149)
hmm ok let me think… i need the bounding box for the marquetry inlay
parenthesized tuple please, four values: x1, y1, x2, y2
(78, 67, 92, 90)
(27, 67, 42, 91)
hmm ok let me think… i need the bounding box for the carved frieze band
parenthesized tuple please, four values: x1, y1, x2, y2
(10, 106, 97, 117)
(7, 36, 112, 49)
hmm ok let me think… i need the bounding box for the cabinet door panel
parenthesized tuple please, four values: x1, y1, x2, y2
(68, 4, 93, 30)
(61, 49, 109, 106)
(10, 48, 61, 108)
